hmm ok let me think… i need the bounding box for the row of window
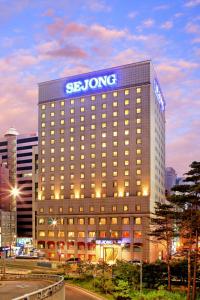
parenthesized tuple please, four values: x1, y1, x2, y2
(39, 204, 141, 214)
(38, 216, 142, 225)
(40, 88, 142, 110)
(39, 230, 142, 239)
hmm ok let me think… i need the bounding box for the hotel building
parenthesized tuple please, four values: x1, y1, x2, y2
(0, 130, 38, 240)
(36, 61, 165, 262)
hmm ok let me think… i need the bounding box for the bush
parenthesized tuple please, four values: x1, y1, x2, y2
(130, 290, 186, 300)
(114, 280, 131, 300)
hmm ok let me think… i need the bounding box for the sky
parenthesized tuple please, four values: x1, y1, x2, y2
(0, 0, 200, 176)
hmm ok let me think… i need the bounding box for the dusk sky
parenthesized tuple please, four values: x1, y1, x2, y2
(0, 0, 200, 176)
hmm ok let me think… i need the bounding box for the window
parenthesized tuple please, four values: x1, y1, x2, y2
(102, 93, 106, 99)
(124, 180, 129, 187)
(78, 218, 85, 225)
(39, 231, 45, 237)
(51, 102, 55, 108)
(80, 107, 85, 112)
(88, 231, 96, 238)
(90, 206, 94, 212)
(41, 104, 45, 110)
(122, 231, 130, 238)
(113, 171, 118, 177)
(102, 113, 106, 119)
(136, 108, 141, 114)
(99, 231, 106, 238)
(125, 150, 129, 156)
(101, 123, 106, 128)
(111, 231, 118, 238)
(122, 217, 130, 225)
(124, 170, 129, 176)
(78, 232, 85, 238)
(123, 205, 128, 212)
(68, 232, 75, 238)
(38, 218, 45, 225)
(134, 231, 142, 238)
(111, 217, 118, 225)
(48, 231, 55, 237)
(125, 109, 129, 116)
(102, 103, 107, 109)
(58, 231, 65, 238)
(135, 217, 142, 225)
(136, 87, 141, 93)
(136, 149, 141, 155)
(91, 95, 95, 101)
(136, 128, 142, 134)
(113, 101, 118, 107)
(68, 207, 73, 212)
(113, 111, 118, 117)
(102, 152, 106, 158)
(125, 89, 129, 95)
(135, 204, 141, 211)
(136, 118, 141, 124)
(70, 99, 74, 105)
(61, 100, 65, 106)
(136, 180, 141, 186)
(113, 91, 118, 97)
(112, 205, 117, 212)
(113, 161, 117, 167)
(113, 151, 118, 157)
(136, 159, 141, 165)
(125, 99, 129, 105)
(79, 207, 84, 212)
(89, 218, 95, 225)
(91, 105, 96, 111)
(100, 206, 105, 212)
(80, 116, 84, 122)
(136, 98, 141, 104)
(124, 119, 129, 126)
(60, 119, 65, 125)
(125, 140, 129, 145)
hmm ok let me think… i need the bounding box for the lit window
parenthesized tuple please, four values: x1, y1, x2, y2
(80, 163, 85, 169)
(41, 122, 45, 128)
(113, 101, 118, 107)
(111, 218, 118, 225)
(70, 146, 74, 151)
(39, 231, 45, 237)
(80, 107, 85, 112)
(50, 185, 54, 190)
(113, 171, 118, 177)
(80, 144, 85, 150)
(80, 126, 85, 131)
(51, 102, 55, 108)
(41, 131, 45, 137)
(136, 87, 141, 93)
(81, 98, 85, 103)
(125, 160, 129, 166)
(102, 113, 106, 119)
(90, 206, 94, 212)
(60, 175, 64, 180)
(125, 99, 129, 105)
(100, 206, 105, 212)
(135, 217, 142, 225)
(113, 131, 117, 137)
(91, 114, 96, 120)
(101, 123, 106, 128)
(136, 139, 142, 144)
(99, 218, 106, 225)
(102, 152, 106, 158)
(60, 147, 64, 152)
(111, 231, 118, 238)
(101, 162, 106, 168)
(114, 192, 118, 197)
(125, 140, 129, 145)
(136, 180, 141, 186)
(60, 156, 64, 162)
(70, 118, 74, 124)
(70, 108, 74, 114)
(102, 172, 106, 178)
(122, 217, 130, 225)
(99, 231, 106, 238)
(70, 174, 74, 179)
(113, 161, 117, 167)
(136, 98, 141, 104)
(125, 130, 129, 135)
(60, 166, 64, 171)
(102, 142, 106, 148)
(60, 128, 64, 134)
(112, 205, 117, 212)
(60, 119, 65, 125)
(122, 231, 130, 238)
(113, 91, 118, 97)
(79, 206, 84, 212)
(136, 204, 141, 211)
(136, 108, 141, 114)
(78, 218, 85, 225)
(60, 185, 64, 190)
(70, 136, 74, 142)
(60, 110, 65, 116)
(61, 100, 65, 106)
(125, 150, 129, 156)
(102, 103, 107, 109)
(50, 157, 55, 163)
(91, 105, 96, 111)
(50, 175, 54, 181)
(113, 111, 118, 117)
(80, 173, 85, 179)
(88, 231, 95, 238)
(68, 232, 75, 238)
(42, 113, 45, 119)
(124, 180, 129, 187)
(91, 183, 95, 188)
(102, 132, 106, 138)
(50, 139, 55, 145)
(81, 114, 85, 121)
(102, 94, 106, 99)
(102, 182, 106, 187)
(89, 218, 95, 225)
(91, 143, 96, 149)
(113, 151, 118, 157)
(136, 149, 141, 155)
(80, 154, 85, 160)
(91, 153, 96, 158)
(91, 124, 96, 130)
(70, 99, 74, 105)
(123, 205, 128, 211)
(124, 170, 129, 176)
(91, 95, 95, 101)
(124, 120, 129, 126)
(113, 121, 118, 127)
(41, 104, 45, 110)
(136, 159, 141, 165)
(80, 183, 85, 189)
(70, 164, 74, 170)
(136, 118, 141, 124)
(125, 109, 129, 116)
(125, 89, 129, 95)
(136, 169, 141, 175)
(137, 128, 142, 134)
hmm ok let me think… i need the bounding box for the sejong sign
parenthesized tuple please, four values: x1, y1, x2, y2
(154, 79, 165, 111)
(65, 73, 117, 95)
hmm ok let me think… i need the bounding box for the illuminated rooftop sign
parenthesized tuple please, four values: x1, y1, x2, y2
(65, 73, 117, 95)
(154, 79, 165, 111)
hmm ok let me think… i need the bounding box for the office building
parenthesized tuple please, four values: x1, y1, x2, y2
(36, 61, 165, 262)
(165, 167, 177, 195)
(0, 130, 38, 241)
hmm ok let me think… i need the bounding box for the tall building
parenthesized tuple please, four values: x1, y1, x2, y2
(36, 61, 165, 262)
(165, 167, 177, 195)
(0, 130, 38, 241)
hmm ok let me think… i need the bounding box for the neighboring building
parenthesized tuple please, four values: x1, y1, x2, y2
(0, 130, 38, 240)
(36, 60, 166, 263)
(165, 167, 177, 195)
(32, 145, 38, 247)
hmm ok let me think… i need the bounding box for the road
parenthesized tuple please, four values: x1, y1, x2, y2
(0, 280, 52, 300)
(65, 284, 103, 300)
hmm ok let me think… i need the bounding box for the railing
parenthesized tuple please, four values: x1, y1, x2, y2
(2, 274, 64, 300)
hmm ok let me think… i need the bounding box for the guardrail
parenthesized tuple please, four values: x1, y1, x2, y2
(2, 274, 65, 300)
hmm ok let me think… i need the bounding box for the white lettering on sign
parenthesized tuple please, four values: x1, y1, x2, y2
(154, 79, 165, 111)
(65, 74, 117, 95)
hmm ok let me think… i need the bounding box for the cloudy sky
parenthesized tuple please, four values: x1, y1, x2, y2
(0, 0, 200, 175)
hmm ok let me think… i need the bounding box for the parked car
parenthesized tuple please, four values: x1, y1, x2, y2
(65, 257, 81, 264)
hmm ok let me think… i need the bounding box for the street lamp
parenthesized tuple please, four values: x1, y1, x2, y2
(10, 187, 20, 198)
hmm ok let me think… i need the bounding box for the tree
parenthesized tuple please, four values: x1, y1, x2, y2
(170, 161, 200, 300)
(150, 201, 178, 291)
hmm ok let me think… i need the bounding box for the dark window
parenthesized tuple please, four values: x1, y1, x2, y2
(17, 215, 32, 218)
(2, 155, 7, 159)
(17, 152, 32, 158)
(0, 141, 7, 146)
(17, 159, 32, 164)
(17, 208, 31, 211)
(17, 166, 32, 171)
(18, 180, 32, 184)
(0, 149, 7, 153)
(17, 137, 38, 144)
(17, 145, 33, 151)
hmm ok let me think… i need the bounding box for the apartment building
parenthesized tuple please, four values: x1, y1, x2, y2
(36, 61, 165, 262)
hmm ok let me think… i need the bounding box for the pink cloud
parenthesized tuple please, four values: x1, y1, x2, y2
(184, 0, 200, 7)
(185, 22, 200, 33)
(45, 45, 87, 59)
(161, 21, 173, 30)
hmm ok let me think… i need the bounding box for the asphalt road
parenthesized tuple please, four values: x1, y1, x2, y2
(0, 280, 52, 300)
(65, 285, 103, 300)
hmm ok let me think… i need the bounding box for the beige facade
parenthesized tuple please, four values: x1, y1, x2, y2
(36, 61, 165, 262)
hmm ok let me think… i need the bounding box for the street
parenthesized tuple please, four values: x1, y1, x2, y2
(65, 284, 103, 300)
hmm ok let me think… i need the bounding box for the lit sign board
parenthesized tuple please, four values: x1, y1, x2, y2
(96, 240, 122, 245)
(154, 79, 165, 111)
(65, 73, 117, 95)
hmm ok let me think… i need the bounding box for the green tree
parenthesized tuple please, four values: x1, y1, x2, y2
(170, 161, 200, 300)
(114, 280, 131, 300)
(150, 201, 178, 290)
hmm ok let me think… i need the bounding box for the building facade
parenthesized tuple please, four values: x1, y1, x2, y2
(165, 167, 177, 196)
(36, 61, 165, 262)
(0, 131, 38, 240)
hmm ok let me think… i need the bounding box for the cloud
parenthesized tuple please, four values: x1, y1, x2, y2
(85, 0, 111, 12)
(45, 45, 88, 59)
(185, 22, 200, 33)
(154, 4, 170, 10)
(128, 11, 138, 19)
(161, 21, 173, 30)
(142, 18, 155, 28)
(184, 0, 200, 7)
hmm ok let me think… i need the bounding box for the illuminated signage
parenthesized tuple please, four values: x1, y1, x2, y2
(154, 79, 165, 111)
(96, 240, 122, 245)
(65, 73, 117, 95)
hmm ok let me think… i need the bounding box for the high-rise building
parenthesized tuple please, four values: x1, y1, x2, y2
(165, 167, 177, 195)
(36, 61, 165, 262)
(0, 130, 38, 240)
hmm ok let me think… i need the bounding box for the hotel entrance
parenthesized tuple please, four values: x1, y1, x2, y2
(104, 246, 118, 263)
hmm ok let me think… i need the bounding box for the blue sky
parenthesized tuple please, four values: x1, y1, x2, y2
(0, 0, 200, 175)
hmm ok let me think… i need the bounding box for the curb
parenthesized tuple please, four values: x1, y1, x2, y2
(65, 282, 107, 300)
